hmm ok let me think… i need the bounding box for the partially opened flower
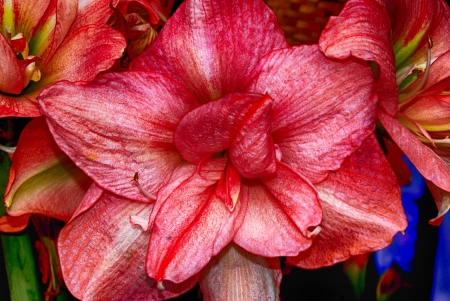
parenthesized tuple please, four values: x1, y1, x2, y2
(319, 0, 450, 224)
(0, 0, 126, 117)
(2, 117, 92, 222)
(38, 0, 405, 299)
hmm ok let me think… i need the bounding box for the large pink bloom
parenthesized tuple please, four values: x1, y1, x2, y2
(0, 0, 126, 117)
(39, 0, 405, 299)
(319, 0, 450, 224)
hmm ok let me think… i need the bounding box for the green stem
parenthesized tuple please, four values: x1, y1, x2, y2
(1, 231, 43, 301)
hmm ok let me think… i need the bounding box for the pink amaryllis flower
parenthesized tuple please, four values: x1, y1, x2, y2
(0, 0, 126, 117)
(319, 0, 450, 225)
(39, 0, 405, 299)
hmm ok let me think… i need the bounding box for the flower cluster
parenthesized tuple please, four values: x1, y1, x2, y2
(0, 0, 448, 300)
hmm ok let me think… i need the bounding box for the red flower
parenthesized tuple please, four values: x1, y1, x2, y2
(0, 0, 126, 117)
(38, 0, 405, 298)
(319, 0, 450, 224)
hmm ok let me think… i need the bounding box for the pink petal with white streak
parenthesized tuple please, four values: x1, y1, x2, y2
(130, 0, 287, 102)
(39, 71, 199, 202)
(147, 159, 247, 284)
(58, 184, 197, 300)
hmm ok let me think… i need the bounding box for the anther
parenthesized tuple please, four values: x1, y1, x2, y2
(157, 280, 165, 290)
(132, 172, 156, 201)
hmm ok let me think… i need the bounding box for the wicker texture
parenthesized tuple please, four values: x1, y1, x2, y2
(265, 0, 345, 45)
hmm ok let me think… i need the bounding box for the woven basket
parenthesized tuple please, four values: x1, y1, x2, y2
(264, 0, 346, 46)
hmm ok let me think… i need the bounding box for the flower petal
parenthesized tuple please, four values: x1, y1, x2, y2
(378, 108, 450, 192)
(58, 184, 197, 300)
(233, 161, 321, 257)
(388, 0, 450, 69)
(130, 0, 287, 102)
(0, 0, 49, 38)
(147, 159, 246, 284)
(0, 94, 40, 117)
(0, 34, 23, 94)
(318, 0, 398, 115)
(174, 92, 276, 178)
(39, 71, 198, 202)
(0, 214, 30, 233)
(67, 0, 119, 34)
(200, 243, 281, 301)
(229, 95, 276, 179)
(247, 45, 377, 183)
(288, 135, 407, 268)
(35, 25, 126, 89)
(5, 117, 92, 221)
(427, 179, 450, 226)
(29, 0, 78, 65)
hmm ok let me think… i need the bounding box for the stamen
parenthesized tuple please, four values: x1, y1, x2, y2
(132, 172, 156, 201)
(398, 36, 432, 105)
(0, 144, 16, 154)
(157, 280, 165, 290)
(307, 225, 322, 238)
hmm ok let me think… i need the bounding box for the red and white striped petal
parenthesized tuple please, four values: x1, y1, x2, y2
(39, 71, 199, 202)
(146, 159, 246, 284)
(58, 184, 197, 300)
(130, 0, 287, 102)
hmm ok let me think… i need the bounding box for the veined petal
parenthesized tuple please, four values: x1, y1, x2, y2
(289, 135, 406, 268)
(233, 162, 321, 257)
(247, 45, 377, 183)
(0, 34, 23, 94)
(39, 71, 199, 202)
(0, 0, 49, 38)
(67, 0, 119, 35)
(379, 108, 450, 192)
(130, 0, 287, 102)
(216, 161, 241, 212)
(174, 93, 271, 161)
(0, 92, 40, 117)
(58, 184, 197, 300)
(29, 0, 78, 66)
(5, 117, 92, 221)
(229, 95, 276, 179)
(318, 0, 398, 115)
(200, 243, 281, 301)
(147, 159, 246, 284)
(35, 25, 126, 89)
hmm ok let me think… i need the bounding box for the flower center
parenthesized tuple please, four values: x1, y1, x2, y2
(173, 92, 277, 179)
